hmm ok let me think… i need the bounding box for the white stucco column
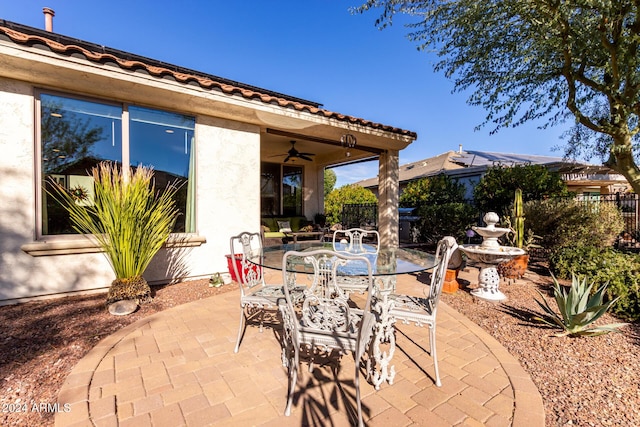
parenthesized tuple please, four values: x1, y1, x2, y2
(377, 150, 399, 247)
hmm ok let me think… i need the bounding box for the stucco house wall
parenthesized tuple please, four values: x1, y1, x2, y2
(0, 20, 416, 303)
(0, 77, 260, 301)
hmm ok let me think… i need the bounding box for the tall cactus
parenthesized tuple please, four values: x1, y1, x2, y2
(512, 188, 525, 249)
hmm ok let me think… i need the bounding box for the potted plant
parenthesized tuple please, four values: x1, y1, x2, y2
(209, 273, 224, 288)
(498, 188, 540, 279)
(48, 161, 180, 313)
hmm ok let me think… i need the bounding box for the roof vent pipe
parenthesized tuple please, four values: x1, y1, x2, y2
(43, 7, 55, 32)
(458, 144, 463, 154)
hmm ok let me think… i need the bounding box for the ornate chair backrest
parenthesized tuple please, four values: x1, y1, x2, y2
(229, 232, 265, 295)
(332, 228, 380, 255)
(427, 236, 457, 314)
(282, 249, 374, 334)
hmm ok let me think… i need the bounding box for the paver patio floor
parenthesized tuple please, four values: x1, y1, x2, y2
(55, 269, 544, 427)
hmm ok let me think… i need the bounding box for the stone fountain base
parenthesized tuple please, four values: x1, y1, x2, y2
(470, 264, 507, 301)
(459, 212, 526, 302)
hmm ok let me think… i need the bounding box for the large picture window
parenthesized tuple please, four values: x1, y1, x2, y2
(39, 92, 196, 236)
(261, 162, 303, 216)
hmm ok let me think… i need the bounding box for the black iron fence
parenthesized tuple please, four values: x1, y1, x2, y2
(341, 203, 378, 230)
(572, 193, 640, 250)
(341, 193, 640, 250)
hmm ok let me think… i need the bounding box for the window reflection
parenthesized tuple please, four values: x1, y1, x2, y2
(41, 94, 122, 234)
(260, 162, 303, 216)
(40, 94, 196, 235)
(129, 106, 195, 232)
(283, 166, 302, 216)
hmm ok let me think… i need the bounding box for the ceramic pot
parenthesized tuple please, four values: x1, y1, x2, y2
(497, 253, 529, 279)
(442, 269, 460, 294)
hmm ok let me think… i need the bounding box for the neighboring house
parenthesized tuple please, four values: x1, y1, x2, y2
(356, 148, 631, 200)
(0, 16, 416, 302)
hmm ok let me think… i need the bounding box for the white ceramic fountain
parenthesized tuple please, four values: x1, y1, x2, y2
(459, 212, 525, 301)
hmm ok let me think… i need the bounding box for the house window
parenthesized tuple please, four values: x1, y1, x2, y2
(260, 162, 303, 216)
(39, 92, 196, 236)
(283, 165, 302, 216)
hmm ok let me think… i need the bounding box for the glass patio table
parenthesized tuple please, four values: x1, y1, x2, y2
(251, 242, 438, 275)
(248, 241, 438, 389)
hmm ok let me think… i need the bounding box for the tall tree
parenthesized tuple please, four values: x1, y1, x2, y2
(324, 168, 337, 197)
(324, 184, 377, 225)
(355, 1, 640, 193)
(399, 174, 466, 205)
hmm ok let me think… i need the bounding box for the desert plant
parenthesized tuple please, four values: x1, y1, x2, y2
(48, 161, 180, 305)
(502, 188, 541, 251)
(209, 273, 224, 288)
(511, 188, 525, 248)
(534, 273, 627, 337)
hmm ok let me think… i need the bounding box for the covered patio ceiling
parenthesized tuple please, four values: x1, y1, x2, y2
(260, 128, 384, 168)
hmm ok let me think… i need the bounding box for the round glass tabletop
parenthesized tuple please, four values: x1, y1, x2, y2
(249, 242, 438, 276)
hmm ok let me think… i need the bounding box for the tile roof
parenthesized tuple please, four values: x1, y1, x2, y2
(0, 20, 417, 139)
(355, 150, 465, 188)
(354, 150, 609, 188)
(455, 150, 565, 167)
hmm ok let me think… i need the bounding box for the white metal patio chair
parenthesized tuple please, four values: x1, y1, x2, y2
(388, 236, 456, 387)
(279, 249, 376, 427)
(332, 227, 380, 255)
(331, 228, 380, 296)
(230, 231, 305, 353)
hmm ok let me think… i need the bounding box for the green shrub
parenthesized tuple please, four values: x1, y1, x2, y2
(549, 246, 640, 321)
(525, 199, 624, 251)
(324, 184, 377, 225)
(400, 175, 466, 205)
(473, 164, 569, 216)
(399, 175, 476, 245)
(414, 202, 478, 246)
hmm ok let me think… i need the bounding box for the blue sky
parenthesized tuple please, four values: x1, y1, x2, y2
(4, 1, 571, 187)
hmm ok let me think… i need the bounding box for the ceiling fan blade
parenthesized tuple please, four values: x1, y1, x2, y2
(283, 155, 292, 162)
(299, 155, 313, 161)
(298, 152, 315, 156)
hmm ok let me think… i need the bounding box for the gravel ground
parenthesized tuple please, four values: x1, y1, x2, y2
(1, 264, 638, 427)
(441, 260, 640, 427)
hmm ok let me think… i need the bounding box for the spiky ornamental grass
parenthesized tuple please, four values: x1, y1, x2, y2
(534, 273, 628, 337)
(48, 162, 180, 303)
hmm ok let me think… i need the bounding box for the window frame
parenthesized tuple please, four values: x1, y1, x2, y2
(260, 161, 304, 216)
(34, 88, 197, 240)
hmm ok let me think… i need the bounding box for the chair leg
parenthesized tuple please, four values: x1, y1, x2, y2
(234, 308, 246, 353)
(355, 364, 363, 427)
(259, 309, 265, 333)
(430, 325, 441, 387)
(284, 359, 297, 416)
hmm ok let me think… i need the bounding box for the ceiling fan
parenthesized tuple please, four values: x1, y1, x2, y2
(276, 141, 315, 162)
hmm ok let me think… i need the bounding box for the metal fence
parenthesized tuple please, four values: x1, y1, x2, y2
(341, 203, 378, 230)
(341, 194, 640, 250)
(572, 193, 640, 250)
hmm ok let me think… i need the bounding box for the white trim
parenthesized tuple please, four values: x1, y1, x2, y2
(21, 234, 206, 256)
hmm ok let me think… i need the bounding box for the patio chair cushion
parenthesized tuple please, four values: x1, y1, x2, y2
(277, 221, 292, 233)
(261, 216, 311, 239)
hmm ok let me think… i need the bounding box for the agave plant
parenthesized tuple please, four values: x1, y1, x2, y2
(48, 162, 180, 305)
(534, 273, 627, 337)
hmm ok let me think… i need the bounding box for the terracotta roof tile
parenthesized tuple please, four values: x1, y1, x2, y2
(0, 21, 417, 139)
